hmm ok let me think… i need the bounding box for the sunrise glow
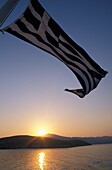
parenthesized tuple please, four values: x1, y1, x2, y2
(38, 129, 47, 136)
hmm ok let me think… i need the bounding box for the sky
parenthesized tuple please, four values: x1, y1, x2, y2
(0, 0, 112, 138)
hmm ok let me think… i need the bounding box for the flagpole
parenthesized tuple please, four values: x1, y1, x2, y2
(0, 0, 20, 27)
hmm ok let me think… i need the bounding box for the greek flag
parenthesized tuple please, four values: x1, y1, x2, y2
(4, 0, 107, 98)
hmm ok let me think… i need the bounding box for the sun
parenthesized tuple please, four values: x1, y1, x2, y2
(38, 129, 47, 136)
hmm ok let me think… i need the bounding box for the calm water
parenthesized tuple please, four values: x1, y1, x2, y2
(0, 144, 112, 170)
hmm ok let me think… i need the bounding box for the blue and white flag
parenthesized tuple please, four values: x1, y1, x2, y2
(4, 0, 107, 98)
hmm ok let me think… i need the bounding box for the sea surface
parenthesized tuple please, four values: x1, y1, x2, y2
(0, 144, 112, 170)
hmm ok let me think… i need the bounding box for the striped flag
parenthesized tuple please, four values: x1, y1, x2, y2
(4, 0, 107, 98)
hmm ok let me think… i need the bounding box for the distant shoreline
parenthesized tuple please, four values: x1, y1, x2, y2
(0, 135, 90, 149)
(0, 134, 112, 150)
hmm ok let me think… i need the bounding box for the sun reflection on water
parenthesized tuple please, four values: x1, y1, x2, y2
(39, 152, 46, 170)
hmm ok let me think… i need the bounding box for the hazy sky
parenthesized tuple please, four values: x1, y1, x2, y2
(0, 0, 112, 138)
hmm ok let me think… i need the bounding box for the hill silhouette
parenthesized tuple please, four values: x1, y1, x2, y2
(45, 134, 112, 144)
(0, 135, 90, 149)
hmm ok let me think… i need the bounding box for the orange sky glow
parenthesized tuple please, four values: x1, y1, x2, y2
(0, 0, 112, 138)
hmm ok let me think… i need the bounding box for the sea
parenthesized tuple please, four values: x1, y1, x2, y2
(0, 144, 112, 170)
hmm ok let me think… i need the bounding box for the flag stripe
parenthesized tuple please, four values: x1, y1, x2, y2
(60, 48, 94, 90)
(31, 0, 44, 18)
(24, 7, 40, 30)
(4, 0, 107, 97)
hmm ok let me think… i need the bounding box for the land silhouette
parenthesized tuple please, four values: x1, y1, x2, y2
(45, 134, 112, 144)
(0, 135, 90, 149)
(0, 134, 112, 149)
